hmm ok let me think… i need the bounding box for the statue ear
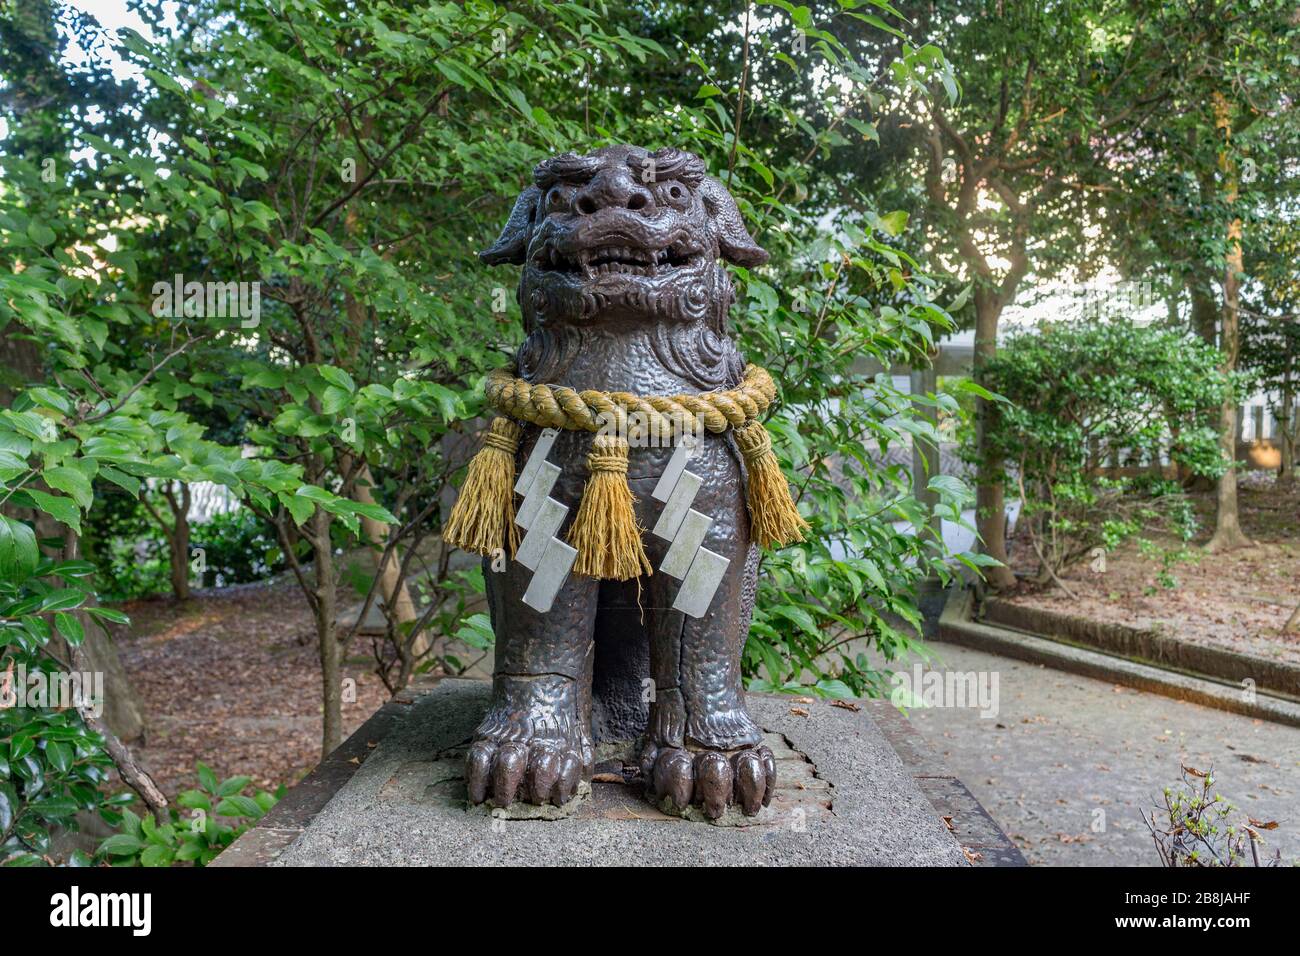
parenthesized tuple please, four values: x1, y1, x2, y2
(479, 185, 542, 265)
(700, 176, 768, 267)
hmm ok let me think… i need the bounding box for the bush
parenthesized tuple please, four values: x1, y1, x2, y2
(0, 522, 132, 867)
(189, 509, 285, 588)
(85, 501, 285, 601)
(1145, 766, 1284, 867)
(972, 319, 1234, 581)
(96, 763, 281, 867)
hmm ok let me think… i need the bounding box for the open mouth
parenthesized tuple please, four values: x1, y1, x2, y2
(536, 242, 699, 278)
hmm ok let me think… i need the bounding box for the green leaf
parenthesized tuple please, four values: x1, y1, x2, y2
(0, 515, 39, 581)
(279, 491, 315, 526)
(318, 365, 356, 393)
(25, 489, 81, 534)
(54, 611, 85, 646)
(139, 844, 175, 867)
(878, 210, 909, 236)
(39, 589, 86, 613)
(87, 606, 130, 625)
(44, 741, 74, 774)
(43, 466, 94, 509)
(215, 795, 263, 819)
(98, 833, 145, 857)
(216, 775, 252, 797)
(343, 500, 398, 524)
(27, 219, 56, 247)
(98, 465, 142, 497)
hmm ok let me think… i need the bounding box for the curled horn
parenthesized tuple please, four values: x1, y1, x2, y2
(700, 176, 769, 268)
(479, 184, 541, 266)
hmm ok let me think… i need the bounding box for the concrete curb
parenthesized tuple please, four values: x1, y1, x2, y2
(938, 587, 1300, 729)
(983, 597, 1300, 701)
(863, 698, 1026, 866)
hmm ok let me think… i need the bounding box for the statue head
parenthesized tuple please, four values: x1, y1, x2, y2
(480, 145, 767, 329)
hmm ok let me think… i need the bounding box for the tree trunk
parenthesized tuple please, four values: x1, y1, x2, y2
(311, 506, 343, 756)
(1207, 92, 1253, 552)
(973, 290, 1017, 589)
(1188, 281, 1219, 348)
(168, 513, 191, 600)
(1279, 378, 1296, 484)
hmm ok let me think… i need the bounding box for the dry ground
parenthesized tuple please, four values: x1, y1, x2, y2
(1004, 475, 1300, 665)
(114, 580, 391, 797)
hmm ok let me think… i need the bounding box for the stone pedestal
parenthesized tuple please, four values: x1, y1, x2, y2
(216, 678, 1021, 867)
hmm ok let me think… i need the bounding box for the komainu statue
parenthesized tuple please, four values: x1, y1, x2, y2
(444, 145, 806, 821)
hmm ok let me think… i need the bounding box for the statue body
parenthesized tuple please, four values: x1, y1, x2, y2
(469, 146, 776, 819)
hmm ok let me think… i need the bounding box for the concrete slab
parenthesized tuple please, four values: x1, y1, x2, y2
(267, 679, 970, 867)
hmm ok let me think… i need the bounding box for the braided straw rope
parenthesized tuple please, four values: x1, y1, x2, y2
(484, 363, 777, 434)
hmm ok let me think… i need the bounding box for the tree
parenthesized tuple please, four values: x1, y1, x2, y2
(869, 1, 1184, 587)
(976, 319, 1230, 586)
(1242, 218, 1300, 484)
(1103, 1, 1300, 549)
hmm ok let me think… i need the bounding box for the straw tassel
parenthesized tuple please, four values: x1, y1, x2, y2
(443, 417, 523, 558)
(734, 420, 808, 548)
(568, 434, 652, 580)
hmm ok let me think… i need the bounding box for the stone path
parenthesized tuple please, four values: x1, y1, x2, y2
(905, 640, 1300, 866)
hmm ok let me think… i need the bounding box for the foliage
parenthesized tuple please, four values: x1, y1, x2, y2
(96, 762, 281, 867)
(96, 0, 984, 708)
(189, 508, 285, 588)
(81, 485, 170, 600)
(1145, 766, 1284, 868)
(0, 0, 389, 853)
(973, 319, 1232, 580)
(85, 498, 285, 600)
(0, 533, 132, 867)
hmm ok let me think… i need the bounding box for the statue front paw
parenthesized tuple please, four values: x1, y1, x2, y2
(639, 741, 776, 820)
(465, 675, 590, 810)
(467, 737, 585, 809)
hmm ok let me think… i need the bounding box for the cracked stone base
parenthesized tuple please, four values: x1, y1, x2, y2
(263, 679, 970, 866)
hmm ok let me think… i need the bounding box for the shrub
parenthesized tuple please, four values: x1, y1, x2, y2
(85, 502, 285, 600)
(96, 763, 281, 867)
(0, 530, 132, 867)
(1145, 766, 1284, 867)
(972, 319, 1234, 582)
(189, 509, 285, 588)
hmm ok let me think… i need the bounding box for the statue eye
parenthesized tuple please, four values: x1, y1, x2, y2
(659, 182, 688, 206)
(547, 186, 572, 210)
